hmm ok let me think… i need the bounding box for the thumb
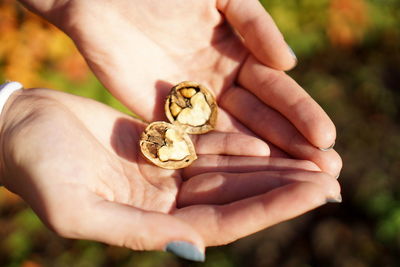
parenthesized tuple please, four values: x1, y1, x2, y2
(52, 192, 206, 262)
(217, 0, 297, 71)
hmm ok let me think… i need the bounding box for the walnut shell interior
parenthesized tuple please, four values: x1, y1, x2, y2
(165, 81, 218, 134)
(139, 121, 197, 169)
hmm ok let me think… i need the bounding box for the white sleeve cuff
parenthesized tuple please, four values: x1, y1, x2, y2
(0, 81, 23, 114)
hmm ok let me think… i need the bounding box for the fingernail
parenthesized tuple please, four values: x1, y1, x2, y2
(326, 194, 342, 203)
(288, 45, 298, 64)
(319, 141, 335, 151)
(335, 172, 340, 179)
(165, 241, 205, 262)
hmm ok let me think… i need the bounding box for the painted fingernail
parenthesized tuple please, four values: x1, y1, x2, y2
(165, 241, 205, 262)
(326, 194, 342, 203)
(319, 141, 335, 151)
(288, 45, 298, 64)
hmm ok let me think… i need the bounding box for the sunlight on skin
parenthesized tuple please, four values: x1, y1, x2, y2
(7, 0, 342, 258)
(19, 0, 337, 150)
(0, 88, 341, 253)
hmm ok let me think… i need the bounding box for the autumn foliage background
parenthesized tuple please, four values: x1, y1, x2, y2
(0, 0, 399, 266)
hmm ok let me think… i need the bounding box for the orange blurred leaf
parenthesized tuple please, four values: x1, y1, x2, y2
(328, 0, 369, 48)
(21, 260, 43, 267)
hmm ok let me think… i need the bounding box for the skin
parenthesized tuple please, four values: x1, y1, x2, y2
(2, 0, 343, 255)
(0, 88, 341, 252)
(19, 0, 342, 176)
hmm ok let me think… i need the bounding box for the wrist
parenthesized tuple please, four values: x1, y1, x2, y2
(0, 88, 62, 192)
(0, 85, 26, 186)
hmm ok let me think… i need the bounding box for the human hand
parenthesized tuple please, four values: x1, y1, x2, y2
(19, 0, 342, 177)
(0, 88, 341, 261)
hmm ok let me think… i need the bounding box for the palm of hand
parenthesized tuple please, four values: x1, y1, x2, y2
(65, 0, 341, 175)
(71, 1, 245, 121)
(2, 89, 339, 251)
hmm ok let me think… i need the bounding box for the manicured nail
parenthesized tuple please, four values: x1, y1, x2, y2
(326, 194, 342, 203)
(288, 45, 298, 64)
(165, 241, 205, 262)
(319, 141, 335, 151)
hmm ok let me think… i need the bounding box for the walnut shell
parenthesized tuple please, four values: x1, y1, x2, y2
(165, 81, 218, 134)
(139, 121, 197, 169)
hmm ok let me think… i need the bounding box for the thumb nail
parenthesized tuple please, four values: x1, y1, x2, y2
(165, 241, 205, 262)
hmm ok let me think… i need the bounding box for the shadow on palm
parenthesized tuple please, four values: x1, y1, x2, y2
(1, 88, 340, 250)
(106, 115, 340, 245)
(111, 117, 335, 211)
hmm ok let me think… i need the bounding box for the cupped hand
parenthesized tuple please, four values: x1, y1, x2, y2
(19, 0, 342, 175)
(0, 88, 341, 261)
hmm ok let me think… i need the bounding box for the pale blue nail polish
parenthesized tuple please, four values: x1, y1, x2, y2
(326, 194, 342, 203)
(288, 45, 298, 63)
(165, 241, 205, 262)
(319, 141, 336, 152)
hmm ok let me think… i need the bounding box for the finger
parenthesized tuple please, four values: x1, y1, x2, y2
(217, 0, 296, 70)
(215, 108, 254, 135)
(174, 179, 341, 246)
(179, 170, 337, 206)
(238, 56, 336, 149)
(216, 109, 288, 157)
(182, 155, 320, 178)
(262, 141, 289, 158)
(44, 188, 205, 261)
(191, 132, 270, 157)
(220, 85, 342, 176)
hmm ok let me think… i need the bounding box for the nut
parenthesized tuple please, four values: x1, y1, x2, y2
(139, 121, 197, 169)
(158, 128, 190, 161)
(176, 92, 211, 127)
(140, 81, 218, 169)
(170, 102, 182, 117)
(180, 88, 197, 98)
(165, 81, 218, 134)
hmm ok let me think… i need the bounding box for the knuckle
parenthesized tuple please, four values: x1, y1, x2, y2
(258, 70, 285, 95)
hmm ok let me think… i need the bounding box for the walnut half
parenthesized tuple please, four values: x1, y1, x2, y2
(165, 81, 218, 134)
(139, 121, 197, 169)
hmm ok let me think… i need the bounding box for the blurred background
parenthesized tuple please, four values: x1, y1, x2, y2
(0, 0, 399, 266)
